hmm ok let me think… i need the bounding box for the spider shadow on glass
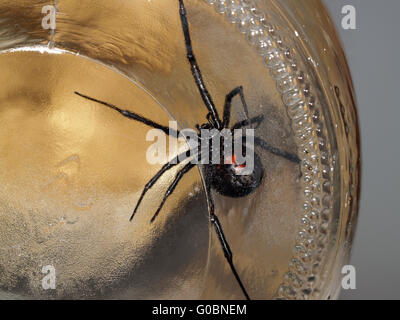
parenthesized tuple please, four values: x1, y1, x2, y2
(74, 0, 300, 300)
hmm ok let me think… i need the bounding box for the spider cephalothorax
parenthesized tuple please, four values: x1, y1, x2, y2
(74, 0, 300, 300)
(193, 126, 265, 197)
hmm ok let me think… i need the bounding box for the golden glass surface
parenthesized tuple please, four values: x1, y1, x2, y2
(0, 0, 360, 299)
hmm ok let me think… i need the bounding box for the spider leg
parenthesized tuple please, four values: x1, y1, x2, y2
(150, 161, 196, 223)
(254, 136, 300, 164)
(232, 115, 299, 163)
(178, 0, 222, 130)
(74, 91, 179, 137)
(223, 86, 251, 128)
(232, 114, 265, 130)
(130, 149, 195, 221)
(205, 184, 250, 300)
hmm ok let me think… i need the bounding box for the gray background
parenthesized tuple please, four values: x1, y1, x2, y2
(323, 0, 400, 300)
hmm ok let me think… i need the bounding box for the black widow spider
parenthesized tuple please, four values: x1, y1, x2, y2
(74, 0, 300, 300)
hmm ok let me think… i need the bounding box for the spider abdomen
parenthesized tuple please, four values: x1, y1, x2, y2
(206, 151, 264, 198)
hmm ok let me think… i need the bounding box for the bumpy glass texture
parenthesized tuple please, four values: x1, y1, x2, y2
(0, 0, 359, 299)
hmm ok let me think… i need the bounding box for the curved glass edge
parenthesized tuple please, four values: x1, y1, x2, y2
(203, 0, 360, 299)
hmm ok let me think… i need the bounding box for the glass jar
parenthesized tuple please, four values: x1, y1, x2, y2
(0, 0, 360, 299)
